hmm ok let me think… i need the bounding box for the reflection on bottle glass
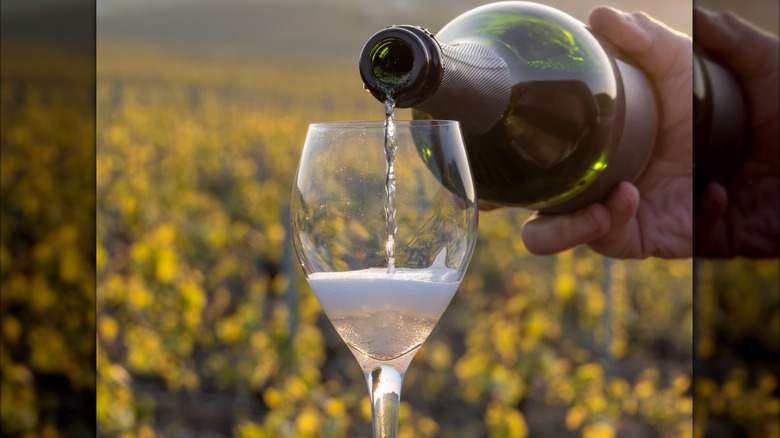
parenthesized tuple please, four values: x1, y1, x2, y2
(360, 2, 639, 210)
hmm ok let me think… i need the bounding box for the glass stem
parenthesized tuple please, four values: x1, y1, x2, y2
(367, 365, 404, 438)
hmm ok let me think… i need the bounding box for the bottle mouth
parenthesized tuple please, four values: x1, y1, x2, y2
(359, 25, 443, 107)
(368, 37, 415, 86)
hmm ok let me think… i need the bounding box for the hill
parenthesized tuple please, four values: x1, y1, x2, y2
(95, 0, 696, 61)
(97, 1, 453, 60)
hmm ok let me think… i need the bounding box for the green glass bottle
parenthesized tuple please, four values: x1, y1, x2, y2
(692, 49, 747, 205)
(359, 1, 657, 212)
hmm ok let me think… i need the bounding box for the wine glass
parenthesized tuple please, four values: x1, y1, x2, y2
(290, 120, 478, 437)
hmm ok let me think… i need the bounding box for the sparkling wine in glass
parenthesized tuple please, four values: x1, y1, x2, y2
(291, 120, 478, 437)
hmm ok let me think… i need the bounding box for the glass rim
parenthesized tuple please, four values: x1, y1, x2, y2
(308, 120, 461, 129)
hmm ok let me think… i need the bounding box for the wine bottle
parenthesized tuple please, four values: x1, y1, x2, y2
(359, 1, 657, 213)
(692, 49, 747, 205)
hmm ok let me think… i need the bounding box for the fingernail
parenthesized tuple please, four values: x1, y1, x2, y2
(693, 6, 715, 17)
(694, 6, 739, 41)
(615, 184, 634, 213)
(604, 6, 631, 21)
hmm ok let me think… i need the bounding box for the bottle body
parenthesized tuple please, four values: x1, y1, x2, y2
(692, 50, 747, 204)
(360, 1, 657, 212)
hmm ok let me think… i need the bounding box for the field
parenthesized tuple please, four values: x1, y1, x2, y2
(0, 39, 777, 437)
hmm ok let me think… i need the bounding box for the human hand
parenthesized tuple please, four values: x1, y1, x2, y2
(692, 7, 779, 258)
(519, 7, 693, 258)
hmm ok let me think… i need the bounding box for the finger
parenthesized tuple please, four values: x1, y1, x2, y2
(693, 7, 779, 144)
(589, 6, 691, 79)
(585, 182, 642, 258)
(692, 7, 740, 53)
(590, 6, 692, 140)
(693, 7, 779, 79)
(521, 203, 611, 255)
(695, 181, 728, 227)
(604, 181, 640, 227)
(693, 181, 731, 257)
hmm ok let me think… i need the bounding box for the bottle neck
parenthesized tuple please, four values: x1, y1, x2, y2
(361, 26, 511, 135)
(359, 25, 443, 107)
(415, 42, 511, 136)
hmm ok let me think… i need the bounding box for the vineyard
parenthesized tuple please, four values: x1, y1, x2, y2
(0, 39, 777, 437)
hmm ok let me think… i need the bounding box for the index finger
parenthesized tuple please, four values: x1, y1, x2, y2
(693, 7, 779, 80)
(588, 6, 692, 80)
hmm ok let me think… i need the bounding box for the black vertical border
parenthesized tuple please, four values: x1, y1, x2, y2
(0, 0, 97, 435)
(692, 0, 780, 437)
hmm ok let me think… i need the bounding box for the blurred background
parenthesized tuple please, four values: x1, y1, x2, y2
(1, 0, 778, 437)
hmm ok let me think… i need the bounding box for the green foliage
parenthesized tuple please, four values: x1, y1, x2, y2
(694, 259, 780, 437)
(95, 42, 374, 437)
(1, 43, 95, 436)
